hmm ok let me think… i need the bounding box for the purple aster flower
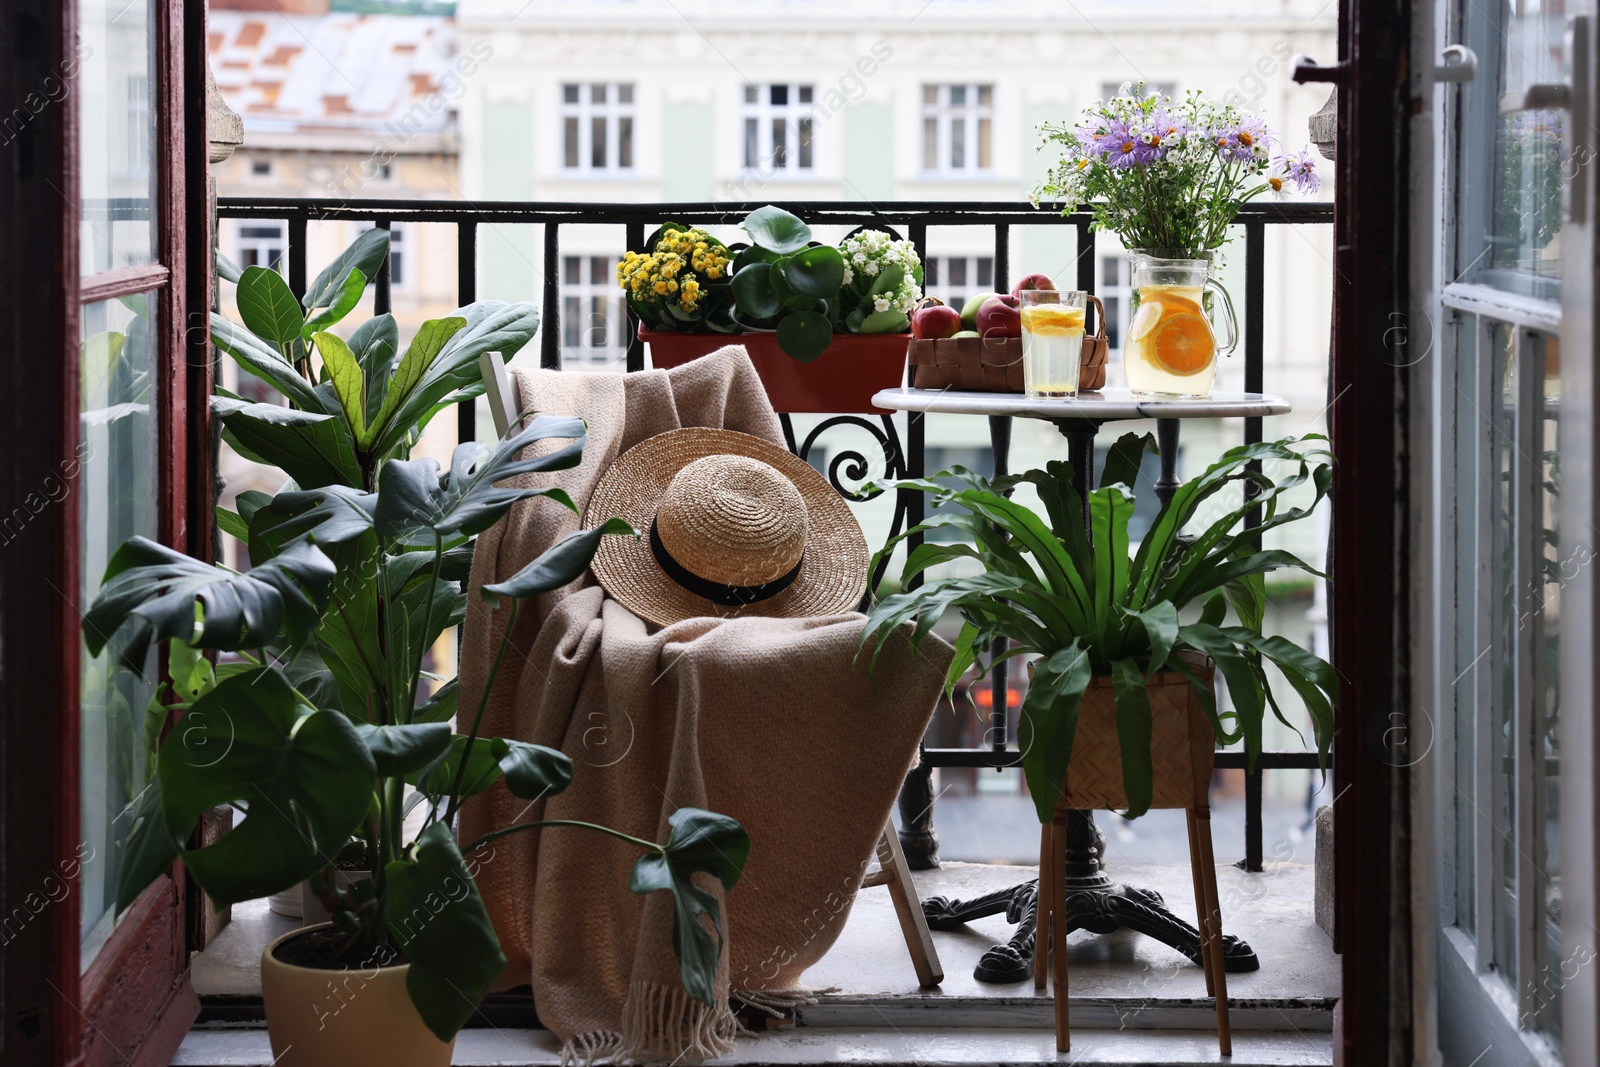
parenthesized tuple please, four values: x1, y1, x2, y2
(1271, 146, 1322, 194)
(1093, 118, 1132, 157)
(1105, 131, 1144, 168)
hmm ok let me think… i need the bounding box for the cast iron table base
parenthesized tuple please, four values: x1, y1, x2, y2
(920, 808, 1260, 982)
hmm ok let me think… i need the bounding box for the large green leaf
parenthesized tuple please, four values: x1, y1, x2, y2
(237, 265, 305, 347)
(730, 262, 782, 319)
(305, 227, 387, 312)
(312, 331, 367, 441)
(480, 520, 634, 606)
(775, 309, 834, 362)
(1099, 431, 1156, 495)
(354, 722, 453, 776)
(1088, 484, 1135, 631)
(116, 780, 180, 913)
(781, 245, 846, 297)
(1178, 623, 1267, 766)
(386, 822, 507, 1041)
(361, 316, 467, 450)
(348, 314, 400, 423)
(1016, 642, 1093, 824)
(213, 396, 363, 489)
(1110, 658, 1155, 817)
(374, 415, 585, 546)
(629, 808, 751, 1005)
(158, 669, 375, 905)
(256, 484, 378, 549)
(742, 205, 811, 254)
(410, 734, 573, 801)
(211, 314, 325, 411)
(301, 268, 367, 339)
(84, 537, 336, 671)
(1123, 600, 1179, 678)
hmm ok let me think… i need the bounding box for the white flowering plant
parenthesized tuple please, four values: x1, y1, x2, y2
(725, 206, 923, 362)
(837, 227, 924, 336)
(1033, 83, 1323, 257)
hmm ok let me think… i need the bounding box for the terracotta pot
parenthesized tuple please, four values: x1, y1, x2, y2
(261, 924, 455, 1067)
(640, 328, 908, 413)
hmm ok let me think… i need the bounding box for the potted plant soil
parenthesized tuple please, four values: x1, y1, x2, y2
(621, 206, 915, 413)
(88, 231, 749, 1067)
(860, 432, 1337, 820)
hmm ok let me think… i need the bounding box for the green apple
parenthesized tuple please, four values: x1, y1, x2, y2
(960, 293, 1005, 330)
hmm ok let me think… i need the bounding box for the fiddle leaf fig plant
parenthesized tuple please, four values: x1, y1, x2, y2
(90, 230, 750, 1042)
(861, 433, 1336, 820)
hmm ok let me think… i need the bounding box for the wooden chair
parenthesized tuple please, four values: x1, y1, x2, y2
(483, 354, 943, 989)
(1032, 661, 1230, 1055)
(861, 822, 944, 987)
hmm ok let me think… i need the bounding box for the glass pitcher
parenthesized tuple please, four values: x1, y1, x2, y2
(1123, 256, 1237, 398)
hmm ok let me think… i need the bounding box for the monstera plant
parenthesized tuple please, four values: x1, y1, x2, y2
(91, 230, 749, 1044)
(861, 433, 1337, 820)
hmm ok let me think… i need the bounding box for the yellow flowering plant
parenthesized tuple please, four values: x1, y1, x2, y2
(617, 224, 737, 333)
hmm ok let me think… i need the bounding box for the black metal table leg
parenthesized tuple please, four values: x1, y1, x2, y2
(920, 417, 1260, 981)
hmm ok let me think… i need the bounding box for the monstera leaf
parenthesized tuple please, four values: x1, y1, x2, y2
(629, 809, 752, 1006)
(374, 414, 586, 546)
(84, 537, 337, 673)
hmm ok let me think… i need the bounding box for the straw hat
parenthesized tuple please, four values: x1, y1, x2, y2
(584, 428, 869, 627)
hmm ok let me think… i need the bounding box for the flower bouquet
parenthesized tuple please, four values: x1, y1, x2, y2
(618, 225, 737, 333)
(1032, 83, 1322, 258)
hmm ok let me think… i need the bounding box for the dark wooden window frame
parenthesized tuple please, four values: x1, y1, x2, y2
(1, 0, 210, 1063)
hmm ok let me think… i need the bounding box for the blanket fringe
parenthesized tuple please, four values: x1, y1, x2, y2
(560, 1029, 626, 1067)
(731, 986, 822, 1016)
(617, 979, 738, 1065)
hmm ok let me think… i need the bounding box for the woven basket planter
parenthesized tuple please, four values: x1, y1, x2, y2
(906, 295, 1109, 394)
(640, 328, 907, 414)
(1060, 659, 1216, 810)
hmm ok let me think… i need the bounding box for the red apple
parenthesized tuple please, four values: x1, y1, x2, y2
(912, 303, 963, 339)
(976, 294, 1022, 339)
(1010, 273, 1057, 299)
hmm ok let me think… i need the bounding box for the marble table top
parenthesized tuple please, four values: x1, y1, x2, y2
(870, 387, 1292, 422)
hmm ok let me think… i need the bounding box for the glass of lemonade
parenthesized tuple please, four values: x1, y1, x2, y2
(1019, 289, 1087, 398)
(1123, 257, 1237, 398)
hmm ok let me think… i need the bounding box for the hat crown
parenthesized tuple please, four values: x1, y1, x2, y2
(655, 454, 808, 586)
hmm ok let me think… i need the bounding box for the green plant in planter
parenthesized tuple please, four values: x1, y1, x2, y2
(860, 433, 1337, 821)
(730, 207, 925, 361)
(90, 231, 750, 1040)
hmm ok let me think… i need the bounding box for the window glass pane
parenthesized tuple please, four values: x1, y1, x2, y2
(591, 116, 607, 168)
(77, 297, 158, 966)
(977, 117, 992, 169)
(590, 83, 607, 104)
(744, 118, 760, 169)
(770, 84, 788, 106)
(563, 83, 580, 104)
(1492, 322, 1518, 990)
(589, 256, 609, 286)
(978, 84, 993, 106)
(589, 296, 607, 348)
(797, 117, 813, 169)
(617, 83, 633, 104)
(951, 116, 966, 169)
(563, 256, 580, 285)
(798, 85, 813, 104)
(977, 257, 993, 287)
(564, 117, 579, 168)
(79, 0, 156, 275)
(922, 84, 938, 106)
(924, 257, 940, 287)
(1532, 330, 1563, 1034)
(923, 117, 939, 170)
(772, 117, 787, 168)
(948, 258, 967, 287)
(563, 295, 581, 348)
(744, 84, 758, 104)
(950, 84, 966, 106)
(618, 117, 633, 169)
(1452, 314, 1479, 939)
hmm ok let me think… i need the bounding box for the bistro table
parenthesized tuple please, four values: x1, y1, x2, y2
(870, 386, 1292, 984)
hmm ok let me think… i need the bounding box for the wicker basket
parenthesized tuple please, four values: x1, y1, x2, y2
(907, 294, 1109, 393)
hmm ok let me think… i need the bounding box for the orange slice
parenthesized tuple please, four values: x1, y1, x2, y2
(1148, 312, 1214, 375)
(1127, 301, 1162, 343)
(1137, 285, 1204, 317)
(1021, 305, 1086, 336)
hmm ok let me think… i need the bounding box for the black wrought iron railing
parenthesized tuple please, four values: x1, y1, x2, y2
(215, 197, 1336, 872)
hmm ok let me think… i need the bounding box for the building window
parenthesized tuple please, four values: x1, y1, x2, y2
(924, 255, 995, 312)
(238, 223, 284, 272)
(922, 84, 992, 174)
(250, 158, 271, 177)
(742, 83, 815, 174)
(1099, 254, 1133, 354)
(561, 254, 627, 369)
(561, 83, 635, 173)
(389, 224, 405, 288)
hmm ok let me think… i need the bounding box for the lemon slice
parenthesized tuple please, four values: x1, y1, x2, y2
(1021, 305, 1085, 336)
(1128, 301, 1163, 343)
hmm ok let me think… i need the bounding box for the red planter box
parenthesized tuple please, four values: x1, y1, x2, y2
(640, 328, 909, 414)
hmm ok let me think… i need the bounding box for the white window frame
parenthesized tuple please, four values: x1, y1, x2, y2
(236, 221, 284, 273)
(560, 83, 635, 175)
(923, 254, 994, 312)
(921, 83, 993, 176)
(560, 253, 628, 370)
(741, 83, 816, 177)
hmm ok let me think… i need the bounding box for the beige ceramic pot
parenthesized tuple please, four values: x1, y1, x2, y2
(260, 924, 455, 1067)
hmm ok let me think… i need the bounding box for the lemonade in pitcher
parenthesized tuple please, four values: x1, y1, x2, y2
(1123, 258, 1236, 398)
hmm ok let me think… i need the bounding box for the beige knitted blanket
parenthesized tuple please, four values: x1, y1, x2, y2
(457, 346, 951, 1064)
